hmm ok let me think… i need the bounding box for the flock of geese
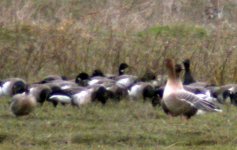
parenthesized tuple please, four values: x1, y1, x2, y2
(0, 58, 237, 119)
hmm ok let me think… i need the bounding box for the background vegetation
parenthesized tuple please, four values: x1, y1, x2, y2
(0, 1, 237, 149)
(0, 0, 236, 84)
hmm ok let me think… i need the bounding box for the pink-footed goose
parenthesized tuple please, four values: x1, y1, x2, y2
(161, 59, 222, 119)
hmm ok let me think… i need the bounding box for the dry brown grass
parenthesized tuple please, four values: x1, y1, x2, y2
(0, 0, 236, 84)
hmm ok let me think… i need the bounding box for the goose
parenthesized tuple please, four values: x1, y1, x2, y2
(183, 59, 196, 85)
(0, 78, 27, 97)
(88, 70, 113, 86)
(37, 75, 68, 84)
(161, 59, 221, 119)
(45, 79, 78, 90)
(89, 63, 135, 88)
(211, 84, 237, 105)
(183, 59, 215, 87)
(115, 75, 138, 89)
(176, 63, 218, 103)
(106, 63, 129, 78)
(93, 81, 128, 101)
(75, 72, 90, 86)
(47, 86, 77, 107)
(28, 84, 52, 105)
(10, 91, 37, 117)
(118, 63, 129, 75)
(48, 85, 110, 107)
(128, 82, 156, 101)
(72, 86, 110, 107)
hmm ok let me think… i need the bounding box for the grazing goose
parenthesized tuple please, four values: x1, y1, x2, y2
(115, 75, 138, 89)
(211, 84, 237, 105)
(28, 84, 52, 105)
(10, 91, 37, 117)
(72, 86, 110, 107)
(87, 70, 113, 86)
(45, 79, 78, 90)
(128, 82, 156, 101)
(94, 81, 128, 101)
(161, 59, 221, 119)
(47, 86, 78, 107)
(48, 85, 110, 107)
(0, 78, 27, 97)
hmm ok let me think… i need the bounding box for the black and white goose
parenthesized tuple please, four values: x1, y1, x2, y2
(183, 59, 215, 88)
(48, 85, 110, 107)
(37, 75, 68, 84)
(0, 78, 27, 97)
(128, 82, 156, 100)
(28, 84, 52, 105)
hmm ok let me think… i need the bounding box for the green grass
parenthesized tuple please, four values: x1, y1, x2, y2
(0, 98, 237, 149)
(139, 25, 208, 38)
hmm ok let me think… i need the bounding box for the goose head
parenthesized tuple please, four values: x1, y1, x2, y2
(12, 81, 28, 96)
(183, 59, 195, 85)
(183, 59, 191, 70)
(75, 72, 90, 86)
(165, 59, 176, 80)
(119, 63, 129, 75)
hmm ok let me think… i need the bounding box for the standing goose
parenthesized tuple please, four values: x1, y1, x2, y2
(10, 91, 37, 117)
(183, 59, 196, 85)
(183, 59, 215, 87)
(162, 59, 221, 119)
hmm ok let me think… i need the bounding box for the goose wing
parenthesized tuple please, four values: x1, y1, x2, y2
(175, 90, 222, 112)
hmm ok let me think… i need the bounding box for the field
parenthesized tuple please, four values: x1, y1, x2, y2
(0, 98, 237, 150)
